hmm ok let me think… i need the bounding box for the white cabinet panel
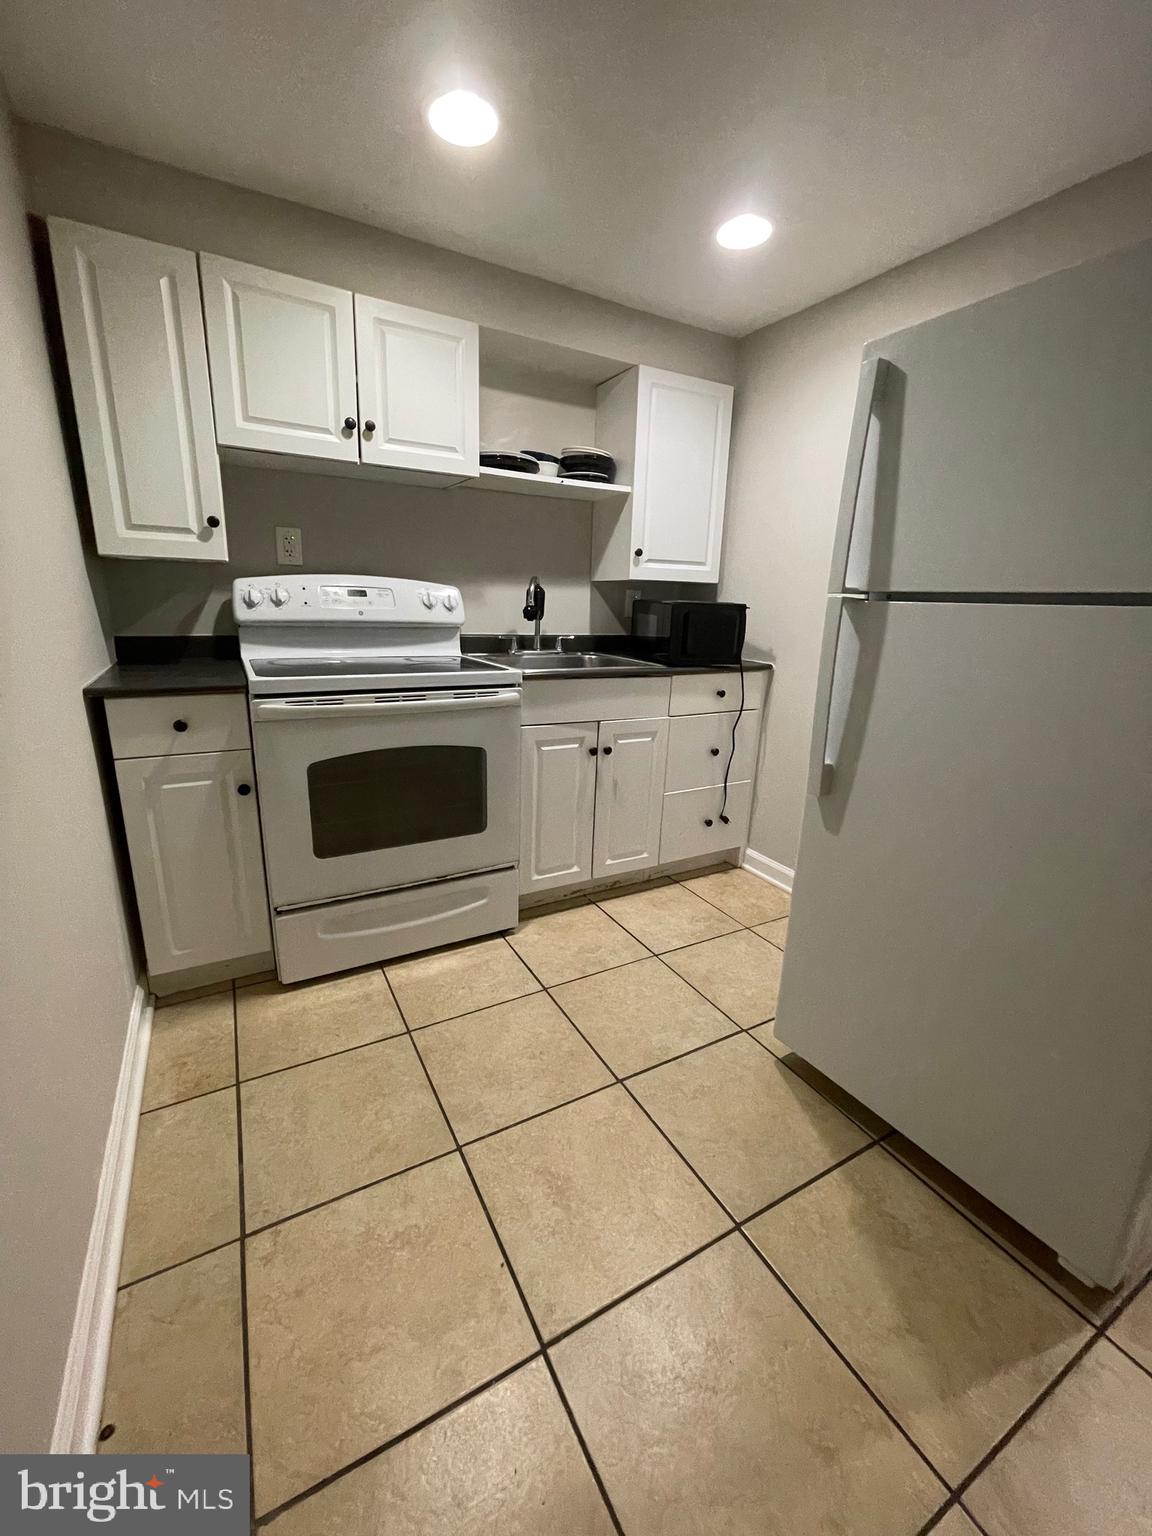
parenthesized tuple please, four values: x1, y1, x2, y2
(669, 669, 766, 716)
(594, 366, 733, 583)
(659, 781, 753, 865)
(48, 219, 226, 561)
(592, 716, 668, 881)
(665, 710, 759, 793)
(200, 255, 358, 461)
(519, 722, 598, 895)
(355, 295, 478, 480)
(106, 692, 250, 759)
(115, 749, 271, 978)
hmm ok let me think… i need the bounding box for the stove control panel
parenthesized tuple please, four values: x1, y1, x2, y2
(233, 575, 465, 626)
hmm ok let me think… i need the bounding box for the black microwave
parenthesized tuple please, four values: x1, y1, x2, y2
(631, 600, 748, 666)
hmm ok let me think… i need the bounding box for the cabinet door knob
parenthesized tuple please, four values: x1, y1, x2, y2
(237, 783, 252, 796)
(343, 416, 357, 431)
(710, 747, 721, 756)
(363, 419, 376, 432)
(587, 746, 598, 756)
(206, 515, 220, 529)
(716, 688, 726, 698)
(602, 745, 613, 755)
(633, 547, 643, 558)
(172, 719, 189, 732)
(704, 817, 714, 827)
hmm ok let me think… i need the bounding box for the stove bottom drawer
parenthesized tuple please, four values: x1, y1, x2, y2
(273, 866, 519, 984)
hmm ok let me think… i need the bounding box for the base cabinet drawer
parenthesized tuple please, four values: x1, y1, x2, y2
(659, 781, 753, 864)
(665, 710, 759, 793)
(669, 670, 766, 716)
(107, 691, 250, 758)
(115, 749, 271, 977)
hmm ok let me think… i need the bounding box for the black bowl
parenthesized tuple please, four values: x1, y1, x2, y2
(480, 451, 539, 473)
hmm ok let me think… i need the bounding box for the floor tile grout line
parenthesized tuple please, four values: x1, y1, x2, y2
(1099, 1330, 1152, 1385)
(253, 1350, 544, 1529)
(235, 1027, 410, 1088)
(115, 1237, 239, 1294)
(614, 1023, 747, 1083)
(736, 1227, 954, 1497)
(740, 1026, 892, 1139)
(139, 1077, 240, 1117)
(915, 1494, 994, 1536)
(243, 1146, 460, 1239)
(876, 1139, 1118, 1328)
(536, 1352, 628, 1536)
(229, 987, 257, 1535)
(1095, 1256, 1152, 1335)
(403, 1019, 629, 1536)
(736, 1139, 882, 1229)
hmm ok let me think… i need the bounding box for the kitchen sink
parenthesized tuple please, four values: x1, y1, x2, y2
(485, 651, 664, 673)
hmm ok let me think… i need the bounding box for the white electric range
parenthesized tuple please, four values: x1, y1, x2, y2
(235, 574, 522, 983)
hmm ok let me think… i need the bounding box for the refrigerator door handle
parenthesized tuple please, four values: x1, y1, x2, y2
(827, 355, 890, 594)
(809, 594, 869, 798)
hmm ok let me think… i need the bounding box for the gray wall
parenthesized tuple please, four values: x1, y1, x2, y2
(721, 151, 1152, 873)
(16, 122, 735, 637)
(0, 99, 137, 1450)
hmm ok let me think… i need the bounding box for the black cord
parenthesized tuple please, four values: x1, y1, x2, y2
(717, 657, 746, 825)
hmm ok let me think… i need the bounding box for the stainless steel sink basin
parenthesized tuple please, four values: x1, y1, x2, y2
(498, 651, 663, 673)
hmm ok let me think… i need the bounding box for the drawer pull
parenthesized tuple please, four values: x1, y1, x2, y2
(704, 817, 714, 827)
(173, 719, 189, 732)
(710, 747, 720, 756)
(602, 745, 613, 756)
(588, 746, 598, 756)
(716, 688, 727, 698)
(237, 783, 253, 796)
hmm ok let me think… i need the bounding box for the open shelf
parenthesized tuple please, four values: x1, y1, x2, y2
(471, 466, 631, 502)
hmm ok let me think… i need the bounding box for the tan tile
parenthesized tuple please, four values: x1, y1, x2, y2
(141, 993, 235, 1111)
(746, 1148, 1090, 1482)
(752, 915, 789, 949)
(1110, 1281, 1152, 1371)
(417, 992, 611, 1143)
(887, 1134, 1124, 1324)
(550, 1235, 943, 1536)
(237, 968, 403, 1079)
(120, 1090, 239, 1284)
(99, 1245, 245, 1454)
(630, 1034, 869, 1218)
(270, 1359, 614, 1536)
(933, 1511, 983, 1535)
(597, 883, 740, 952)
(682, 867, 791, 925)
(551, 956, 734, 1076)
(385, 936, 539, 1029)
(241, 1036, 453, 1228)
(748, 1037, 892, 1138)
(508, 903, 647, 985)
(468, 1086, 727, 1336)
(663, 928, 783, 1026)
(247, 1155, 536, 1515)
(965, 1341, 1152, 1536)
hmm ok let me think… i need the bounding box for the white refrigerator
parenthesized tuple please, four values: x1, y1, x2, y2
(775, 238, 1152, 1290)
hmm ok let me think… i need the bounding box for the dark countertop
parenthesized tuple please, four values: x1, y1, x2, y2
(463, 633, 773, 683)
(85, 657, 247, 698)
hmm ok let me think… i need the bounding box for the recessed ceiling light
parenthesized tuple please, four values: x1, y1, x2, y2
(715, 214, 774, 250)
(427, 90, 499, 147)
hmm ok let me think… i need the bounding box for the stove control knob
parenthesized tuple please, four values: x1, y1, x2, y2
(242, 586, 264, 609)
(441, 590, 459, 612)
(270, 585, 290, 607)
(419, 589, 435, 609)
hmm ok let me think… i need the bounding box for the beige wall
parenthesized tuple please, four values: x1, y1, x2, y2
(0, 101, 137, 1450)
(721, 152, 1152, 873)
(16, 122, 734, 637)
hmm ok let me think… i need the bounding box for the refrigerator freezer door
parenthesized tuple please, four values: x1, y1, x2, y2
(844, 239, 1152, 595)
(778, 599, 1152, 1286)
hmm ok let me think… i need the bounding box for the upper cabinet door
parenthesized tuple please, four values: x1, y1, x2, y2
(200, 254, 359, 462)
(48, 219, 226, 562)
(354, 295, 479, 480)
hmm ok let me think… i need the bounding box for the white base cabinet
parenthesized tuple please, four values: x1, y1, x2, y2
(519, 722, 599, 895)
(48, 219, 227, 562)
(592, 717, 668, 880)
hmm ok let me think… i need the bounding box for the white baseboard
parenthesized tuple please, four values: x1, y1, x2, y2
(51, 980, 153, 1454)
(742, 848, 795, 894)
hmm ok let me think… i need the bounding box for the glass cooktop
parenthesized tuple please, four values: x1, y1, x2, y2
(249, 655, 511, 679)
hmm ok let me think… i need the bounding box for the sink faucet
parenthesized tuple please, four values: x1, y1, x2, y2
(523, 576, 546, 651)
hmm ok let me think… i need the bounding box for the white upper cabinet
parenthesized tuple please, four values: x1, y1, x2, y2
(593, 366, 733, 583)
(48, 218, 226, 562)
(355, 295, 479, 481)
(200, 254, 359, 462)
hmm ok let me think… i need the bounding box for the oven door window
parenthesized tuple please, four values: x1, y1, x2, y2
(306, 745, 488, 859)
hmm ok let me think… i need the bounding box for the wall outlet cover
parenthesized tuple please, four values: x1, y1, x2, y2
(276, 526, 303, 566)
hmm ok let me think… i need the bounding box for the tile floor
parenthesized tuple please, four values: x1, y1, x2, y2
(101, 864, 1152, 1534)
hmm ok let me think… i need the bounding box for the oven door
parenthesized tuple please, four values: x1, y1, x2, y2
(251, 688, 521, 908)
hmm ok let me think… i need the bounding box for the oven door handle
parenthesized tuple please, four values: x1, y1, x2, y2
(252, 689, 521, 722)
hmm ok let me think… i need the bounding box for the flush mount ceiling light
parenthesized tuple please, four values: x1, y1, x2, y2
(715, 213, 774, 250)
(427, 90, 499, 147)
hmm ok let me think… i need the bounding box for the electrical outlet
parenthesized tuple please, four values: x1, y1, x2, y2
(276, 526, 303, 566)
